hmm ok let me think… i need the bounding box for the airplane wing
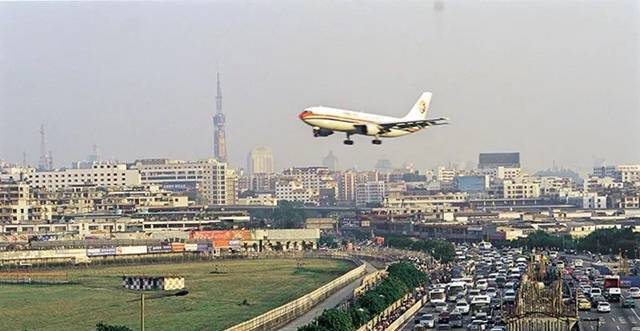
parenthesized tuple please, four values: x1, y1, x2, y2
(379, 117, 450, 131)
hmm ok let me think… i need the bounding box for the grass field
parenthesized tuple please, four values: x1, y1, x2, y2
(0, 258, 353, 331)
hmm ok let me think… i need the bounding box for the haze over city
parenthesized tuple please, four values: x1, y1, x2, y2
(2, 0, 639, 172)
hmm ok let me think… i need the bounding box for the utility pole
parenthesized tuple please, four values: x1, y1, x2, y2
(140, 292, 145, 331)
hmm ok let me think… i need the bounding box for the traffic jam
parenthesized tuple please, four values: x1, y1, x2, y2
(401, 242, 640, 331)
(402, 242, 527, 331)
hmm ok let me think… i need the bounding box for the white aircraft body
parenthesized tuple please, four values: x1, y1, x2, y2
(298, 92, 449, 145)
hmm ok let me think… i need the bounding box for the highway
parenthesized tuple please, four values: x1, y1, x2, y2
(579, 291, 640, 331)
(566, 254, 640, 331)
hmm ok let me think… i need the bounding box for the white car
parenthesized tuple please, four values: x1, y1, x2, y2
(416, 313, 435, 328)
(590, 288, 602, 298)
(471, 295, 491, 306)
(597, 302, 611, 313)
(476, 279, 489, 290)
(434, 301, 448, 313)
(629, 287, 640, 299)
(455, 300, 470, 314)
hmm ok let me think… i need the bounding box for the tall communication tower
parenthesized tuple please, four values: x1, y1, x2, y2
(213, 72, 227, 162)
(38, 124, 48, 170)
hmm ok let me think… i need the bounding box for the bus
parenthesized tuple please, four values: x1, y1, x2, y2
(430, 288, 447, 304)
(447, 281, 468, 302)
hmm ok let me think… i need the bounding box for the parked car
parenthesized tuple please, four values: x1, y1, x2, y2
(628, 287, 640, 299)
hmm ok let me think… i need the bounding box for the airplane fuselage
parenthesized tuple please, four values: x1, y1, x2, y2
(299, 106, 416, 138)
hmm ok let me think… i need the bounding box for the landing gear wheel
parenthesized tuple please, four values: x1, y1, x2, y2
(344, 140, 354, 145)
(372, 139, 382, 145)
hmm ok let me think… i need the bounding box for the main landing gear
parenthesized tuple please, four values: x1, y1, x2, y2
(372, 139, 382, 145)
(344, 133, 354, 145)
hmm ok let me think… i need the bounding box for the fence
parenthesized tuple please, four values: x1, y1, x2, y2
(223, 253, 366, 331)
(355, 293, 412, 331)
(506, 317, 578, 331)
(353, 267, 388, 298)
(385, 296, 428, 331)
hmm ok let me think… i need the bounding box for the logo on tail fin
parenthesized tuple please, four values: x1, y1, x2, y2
(419, 100, 427, 114)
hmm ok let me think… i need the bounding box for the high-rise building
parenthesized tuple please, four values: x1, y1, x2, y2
(247, 146, 274, 175)
(356, 181, 386, 207)
(133, 158, 227, 205)
(213, 73, 227, 162)
(322, 151, 339, 171)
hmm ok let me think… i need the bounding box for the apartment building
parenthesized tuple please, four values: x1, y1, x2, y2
(25, 163, 141, 190)
(133, 159, 227, 205)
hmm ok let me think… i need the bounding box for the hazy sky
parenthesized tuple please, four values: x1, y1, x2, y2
(1, 1, 639, 174)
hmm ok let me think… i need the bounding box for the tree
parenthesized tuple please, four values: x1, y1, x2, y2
(316, 308, 354, 331)
(348, 307, 370, 327)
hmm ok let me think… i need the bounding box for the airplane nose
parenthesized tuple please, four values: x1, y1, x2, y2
(299, 110, 312, 120)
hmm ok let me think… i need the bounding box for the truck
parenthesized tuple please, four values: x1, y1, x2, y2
(604, 275, 621, 289)
(607, 287, 622, 303)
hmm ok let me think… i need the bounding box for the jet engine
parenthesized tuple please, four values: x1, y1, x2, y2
(313, 128, 334, 137)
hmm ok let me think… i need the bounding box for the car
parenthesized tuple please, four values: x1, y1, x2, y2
(416, 313, 436, 328)
(629, 287, 640, 298)
(467, 319, 487, 331)
(471, 295, 491, 306)
(455, 300, 470, 314)
(589, 287, 602, 298)
(449, 312, 464, 328)
(597, 301, 611, 313)
(622, 297, 636, 308)
(434, 301, 448, 313)
(476, 279, 489, 290)
(486, 287, 498, 298)
(503, 289, 516, 303)
(591, 294, 606, 304)
(578, 298, 591, 310)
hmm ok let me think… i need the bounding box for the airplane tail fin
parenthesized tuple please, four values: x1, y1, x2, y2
(403, 92, 432, 121)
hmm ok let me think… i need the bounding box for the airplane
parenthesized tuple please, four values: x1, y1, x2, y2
(298, 92, 449, 145)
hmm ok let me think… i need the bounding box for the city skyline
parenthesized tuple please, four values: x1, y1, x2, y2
(1, 1, 639, 174)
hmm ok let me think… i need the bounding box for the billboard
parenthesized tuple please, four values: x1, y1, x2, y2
(189, 230, 251, 248)
(116, 246, 148, 255)
(87, 248, 117, 257)
(148, 245, 172, 253)
(196, 243, 212, 252)
(185, 243, 198, 252)
(170, 243, 185, 252)
(159, 181, 198, 193)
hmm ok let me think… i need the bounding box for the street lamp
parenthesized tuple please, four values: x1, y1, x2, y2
(127, 290, 189, 331)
